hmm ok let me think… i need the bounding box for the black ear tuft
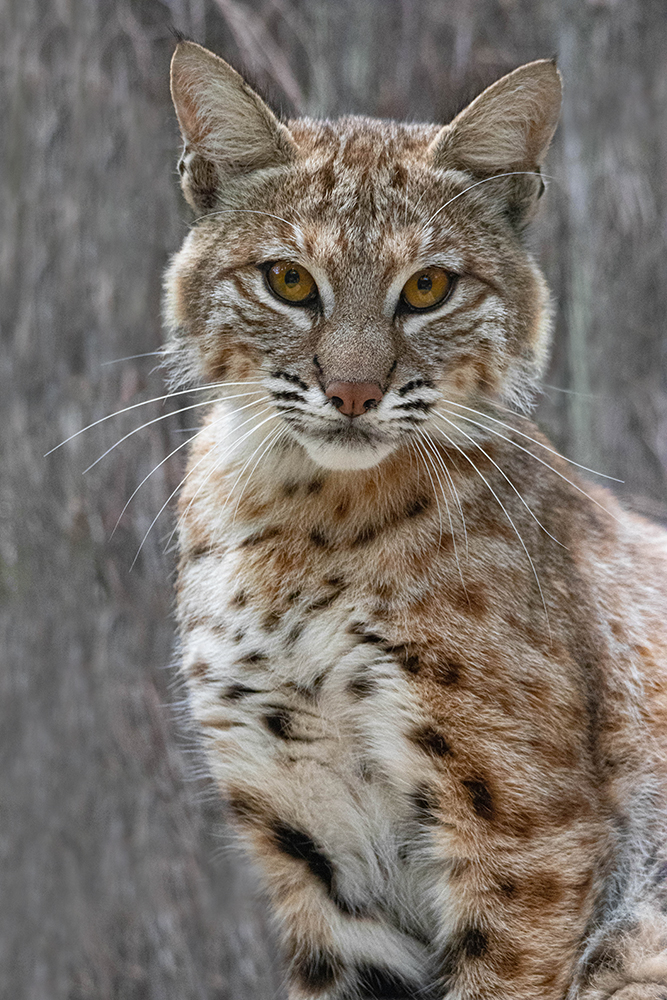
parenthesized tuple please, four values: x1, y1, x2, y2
(168, 26, 189, 44)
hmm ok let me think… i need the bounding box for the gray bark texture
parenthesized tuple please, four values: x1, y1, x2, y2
(1, 1, 666, 998)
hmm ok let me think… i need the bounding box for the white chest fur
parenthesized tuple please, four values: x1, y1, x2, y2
(179, 542, 448, 946)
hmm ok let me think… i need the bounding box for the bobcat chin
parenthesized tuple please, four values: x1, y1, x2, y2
(164, 40, 667, 1000)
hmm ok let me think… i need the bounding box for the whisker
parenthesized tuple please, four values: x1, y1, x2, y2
(222, 405, 301, 524)
(45, 381, 267, 456)
(230, 424, 291, 525)
(162, 405, 281, 556)
(110, 422, 209, 537)
(407, 440, 421, 493)
(433, 411, 565, 548)
(437, 405, 623, 526)
(440, 397, 622, 481)
(540, 382, 599, 398)
(412, 437, 444, 546)
(82, 393, 270, 474)
(422, 428, 469, 559)
(425, 171, 555, 227)
(422, 430, 469, 592)
(100, 351, 167, 366)
(419, 432, 469, 601)
(432, 423, 551, 638)
(134, 406, 277, 569)
(192, 207, 303, 240)
(176, 411, 285, 553)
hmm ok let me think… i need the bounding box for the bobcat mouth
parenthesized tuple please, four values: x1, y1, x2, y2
(291, 422, 397, 471)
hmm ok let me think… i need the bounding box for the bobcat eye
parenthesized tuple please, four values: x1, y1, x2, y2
(401, 267, 454, 312)
(265, 261, 318, 306)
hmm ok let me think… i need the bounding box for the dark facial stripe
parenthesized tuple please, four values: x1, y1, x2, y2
(271, 389, 305, 403)
(398, 377, 434, 397)
(395, 398, 431, 411)
(270, 369, 309, 392)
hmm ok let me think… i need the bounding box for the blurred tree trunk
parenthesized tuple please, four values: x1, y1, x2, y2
(2, 1, 665, 998)
(0, 2, 283, 998)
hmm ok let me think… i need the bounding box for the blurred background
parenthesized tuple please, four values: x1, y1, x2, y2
(2, 1, 666, 997)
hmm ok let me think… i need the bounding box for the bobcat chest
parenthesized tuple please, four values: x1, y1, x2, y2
(177, 530, 449, 935)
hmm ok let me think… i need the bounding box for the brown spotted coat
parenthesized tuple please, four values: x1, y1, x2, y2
(164, 42, 667, 1000)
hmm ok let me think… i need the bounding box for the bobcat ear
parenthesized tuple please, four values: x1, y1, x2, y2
(430, 59, 562, 226)
(432, 59, 562, 173)
(170, 41, 296, 212)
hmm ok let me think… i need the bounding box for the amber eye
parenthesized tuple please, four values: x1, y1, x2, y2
(401, 267, 453, 311)
(266, 261, 317, 305)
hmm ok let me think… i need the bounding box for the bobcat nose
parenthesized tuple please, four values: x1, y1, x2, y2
(325, 381, 384, 418)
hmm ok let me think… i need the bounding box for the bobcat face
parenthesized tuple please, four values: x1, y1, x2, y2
(165, 50, 557, 471)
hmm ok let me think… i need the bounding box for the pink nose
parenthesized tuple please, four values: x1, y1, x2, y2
(325, 381, 384, 417)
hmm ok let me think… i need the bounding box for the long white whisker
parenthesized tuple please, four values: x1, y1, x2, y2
(82, 393, 270, 474)
(426, 171, 554, 227)
(439, 397, 622, 482)
(222, 405, 301, 525)
(230, 425, 290, 526)
(433, 411, 565, 548)
(423, 428, 469, 559)
(100, 351, 167, 366)
(179, 411, 285, 545)
(407, 440, 421, 493)
(437, 405, 623, 526)
(412, 437, 443, 546)
(540, 382, 598, 398)
(45, 381, 267, 456)
(419, 432, 469, 601)
(134, 406, 277, 569)
(432, 423, 551, 638)
(193, 207, 302, 240)
(422, 429, 469, 590)
(110, 421, 212, 537)
(163, 405, 282, 554)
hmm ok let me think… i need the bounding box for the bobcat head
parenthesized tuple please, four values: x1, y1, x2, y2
(164, 42, 561, 471)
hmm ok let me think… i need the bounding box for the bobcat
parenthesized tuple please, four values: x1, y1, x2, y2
(164, 41, 667, 1000)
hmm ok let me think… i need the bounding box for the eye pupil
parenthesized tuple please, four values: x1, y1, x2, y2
(266, 260, 317, 306)
(400, 266, 454, 312)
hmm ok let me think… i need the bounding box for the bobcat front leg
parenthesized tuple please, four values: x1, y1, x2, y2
(425, 822, 667, 1000)
(225, 785, 439, 1000)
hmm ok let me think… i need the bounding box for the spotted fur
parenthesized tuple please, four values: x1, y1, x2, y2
(165, 41, 667, 999)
